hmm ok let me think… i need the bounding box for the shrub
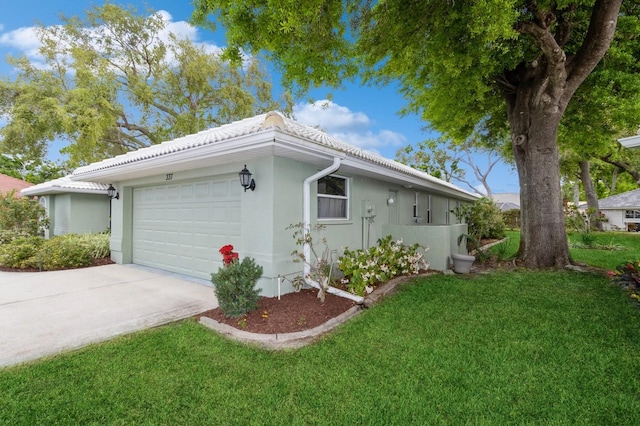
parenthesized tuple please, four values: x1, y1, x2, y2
(73, 232, 111, 259)
(452, 197, 505, 250)
(0, 233, 109, 270)
(38, 235, 95, 270)
(501, 209, 520, 229)
(0, 236, 44, 268)
(0, 191, 48, 236)
(211, 257, 263, 318)
(0, 229, 32, 245)
(339, 236, 428, 296)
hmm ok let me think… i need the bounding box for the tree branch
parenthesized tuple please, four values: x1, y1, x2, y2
(565, 0, 622, 97)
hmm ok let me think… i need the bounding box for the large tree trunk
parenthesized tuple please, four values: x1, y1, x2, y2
(507, 82, 571, 268)
(579, 160, 602, 230)
(502, 0, 621, 269)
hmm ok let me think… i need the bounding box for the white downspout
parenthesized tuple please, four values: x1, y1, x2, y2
(303, 157, 364, 304)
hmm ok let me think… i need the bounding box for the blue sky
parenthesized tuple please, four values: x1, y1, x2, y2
(0, 1, 519, 194)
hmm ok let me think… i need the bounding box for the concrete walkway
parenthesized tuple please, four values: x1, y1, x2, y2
(0, 264, 217, 369)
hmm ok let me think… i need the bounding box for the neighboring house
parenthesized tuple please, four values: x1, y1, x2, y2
(68, 111, 479, 297)
(492, 193, 520, 211)
(0, 173, 33, 196)
(598, 189, 640, 231)
(21, 177, 110, 238)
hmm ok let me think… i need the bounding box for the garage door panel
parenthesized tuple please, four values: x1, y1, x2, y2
(132, 176, 240, 280)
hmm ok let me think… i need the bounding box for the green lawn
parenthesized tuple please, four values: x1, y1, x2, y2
(2, 266, 640, 423)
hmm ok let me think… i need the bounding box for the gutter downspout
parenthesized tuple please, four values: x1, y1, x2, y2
(303, 157, 364, 304)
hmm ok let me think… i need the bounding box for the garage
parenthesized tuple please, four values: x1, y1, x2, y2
(132, 175, 241, 280)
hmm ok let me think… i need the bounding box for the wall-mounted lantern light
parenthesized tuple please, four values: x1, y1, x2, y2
(239, 165, 256, 192)
(387, 196, 395, 205)
(107, 184, 119, 200)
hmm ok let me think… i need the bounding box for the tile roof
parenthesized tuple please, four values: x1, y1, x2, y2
(70, 112, 478, 199)
(599, 189, 640, 209)
(0, 173, 33, 195)
(20, 176, 109, 196)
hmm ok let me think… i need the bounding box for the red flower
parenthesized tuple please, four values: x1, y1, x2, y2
(219, 244, 238, 266)
(219, 244, 235, 255)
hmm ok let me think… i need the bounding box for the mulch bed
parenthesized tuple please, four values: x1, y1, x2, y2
(198, 288, 357, 334)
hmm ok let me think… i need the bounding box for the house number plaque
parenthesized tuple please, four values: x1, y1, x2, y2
(166, 173, 173, 181)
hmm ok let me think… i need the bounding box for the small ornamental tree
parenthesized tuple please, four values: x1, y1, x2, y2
(211, 246, 262, 318)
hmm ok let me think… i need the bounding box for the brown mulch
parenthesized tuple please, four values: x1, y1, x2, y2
(198, 288, 357, 334)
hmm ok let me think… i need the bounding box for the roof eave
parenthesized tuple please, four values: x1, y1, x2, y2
(618, 135, 640, 149)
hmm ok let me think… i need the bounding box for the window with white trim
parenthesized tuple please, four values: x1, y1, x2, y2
(626, 210, 640, 219)
(413, 192, 419, 219)
(425, 194, 432, 224)
(318, 175, 349, 219)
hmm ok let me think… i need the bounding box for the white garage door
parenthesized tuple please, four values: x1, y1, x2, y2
(132, 176, 241, 280)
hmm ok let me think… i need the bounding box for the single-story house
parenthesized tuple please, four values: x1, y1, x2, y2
(21, 177, 110, 238)
(598, 188, 640, 231)
(0, 173, 33, 196)
(66, 111, 478, 297)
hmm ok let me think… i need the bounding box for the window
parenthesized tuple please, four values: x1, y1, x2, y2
(318, 175, 349, 219)
(413, 193, 419, 219)
(446, 199, 451, 224)
(425, 195, 432, 224)
(626, 210, 640, 219)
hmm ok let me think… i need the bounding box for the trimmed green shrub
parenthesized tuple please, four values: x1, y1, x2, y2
(0, 236, 44, 268)
(211, 257, 263, 318)
(38, 235, 94, 270)
(0, 233, 110, 270)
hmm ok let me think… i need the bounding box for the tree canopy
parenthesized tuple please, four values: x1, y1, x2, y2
(0, 3, 290, 167)
(192, 0, 636, 268)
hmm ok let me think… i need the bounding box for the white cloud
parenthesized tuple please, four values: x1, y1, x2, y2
(0, 10, 223, 68)
(294, 100, 407, 154)
(0, 25, 42, 59)
(293, 100, 370, 131)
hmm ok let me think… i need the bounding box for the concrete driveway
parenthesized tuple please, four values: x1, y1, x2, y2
(0, 264, 218, 368)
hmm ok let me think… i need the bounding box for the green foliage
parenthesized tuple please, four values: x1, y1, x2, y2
(0, 236, 44, 268)
(37, 235, 95, 270)
(339, 236, 428, 296)
(452, 198, 506, 245)
(488, 238, 513, 262)
(211, 257, 263, 318)
(0, 233, 109, 270)
(0, 229, 32, 245)
(0, 191, 48, 236)
(73, 232, 111, 259)
(501, 209, 520, 229)
(0, 156, 66, 184)
(0, 3, 289, 167)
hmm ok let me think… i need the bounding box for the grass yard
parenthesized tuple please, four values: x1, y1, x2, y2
(2, 267, 640, 423)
